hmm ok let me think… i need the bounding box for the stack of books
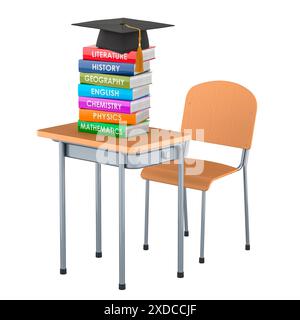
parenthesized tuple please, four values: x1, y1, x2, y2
(77, 45, 154, 138)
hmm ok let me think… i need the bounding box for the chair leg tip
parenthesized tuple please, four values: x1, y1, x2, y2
(177, 272, 184, 278)
(119, 284, 126, 290)
(245, 244, 251, 251)
(199, 257, 205, 264)
(143, 244, 149, 251)
(96, 252, 102, 258)
(184, 231, 189, 237)
(60, 269, 67, 275)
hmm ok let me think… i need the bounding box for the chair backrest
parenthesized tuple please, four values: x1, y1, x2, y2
(181, 81, 257, 149)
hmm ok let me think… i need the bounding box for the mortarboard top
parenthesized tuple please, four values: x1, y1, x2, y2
(72, 18, 174, 54)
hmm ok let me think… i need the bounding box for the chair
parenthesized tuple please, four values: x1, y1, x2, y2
(141, 81, 257, 263)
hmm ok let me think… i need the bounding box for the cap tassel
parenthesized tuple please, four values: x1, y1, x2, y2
(135, 41, 144, 73)
(124, 24, 144, 73)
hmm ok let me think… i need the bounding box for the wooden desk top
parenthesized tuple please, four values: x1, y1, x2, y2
(37, 123, 190, 154)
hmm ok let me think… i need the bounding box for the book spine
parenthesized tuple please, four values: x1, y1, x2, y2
(78, 97, 132, 114)
(78, 120, 126, 138)
(78, 84, 133, 101)
(79, 109, 136, 125)
(83, 47, 136, 63)
(80, 73, 130, 89)
(79, 60, 135, 76)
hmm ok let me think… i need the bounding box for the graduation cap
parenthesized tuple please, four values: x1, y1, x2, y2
(72, 18, 174, 72)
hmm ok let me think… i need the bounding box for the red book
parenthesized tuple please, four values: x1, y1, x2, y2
(83, 46, 155, 63)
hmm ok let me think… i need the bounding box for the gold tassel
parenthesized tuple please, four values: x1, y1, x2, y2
(135, 42, 144, 73)
(124, 24, 144, 73)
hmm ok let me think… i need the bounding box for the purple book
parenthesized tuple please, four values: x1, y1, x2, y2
(79, 96, 150, 114)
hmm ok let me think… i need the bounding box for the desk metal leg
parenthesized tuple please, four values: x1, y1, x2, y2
(143, 180, 150, 251)
(177, 144, 184, 278)
(96, 163, 102, 258)
(119, 154, 126, 290)
(59, 142, 67, 275)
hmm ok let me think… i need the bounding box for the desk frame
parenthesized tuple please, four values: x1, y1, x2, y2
(57, 141, 185, 290)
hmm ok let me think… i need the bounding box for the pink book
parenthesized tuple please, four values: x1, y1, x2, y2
(79, 96, 150, 114)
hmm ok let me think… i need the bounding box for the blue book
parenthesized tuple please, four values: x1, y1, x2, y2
(78, 60, 150, 76)
(78, 84, 150, 101)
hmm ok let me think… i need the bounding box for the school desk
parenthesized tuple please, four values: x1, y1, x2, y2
(37, 122, 190, 290)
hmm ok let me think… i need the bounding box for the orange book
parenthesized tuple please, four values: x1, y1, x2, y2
(79, 108, 149, 125)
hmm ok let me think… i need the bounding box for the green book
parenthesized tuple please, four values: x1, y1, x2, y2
(78, 120, 149, 138)
(80, 71, 152, 89)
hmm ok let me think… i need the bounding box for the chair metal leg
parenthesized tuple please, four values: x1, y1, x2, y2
(177, 144, 185, 278)
(199, 191, 206, 264)
(119, 155, 126, 290)
(184, 188, 189, 237)
(143, 180, 150, 250)
(95, 163, 102, 258)
(59, 142, 67, 275)
(243, 166, 251, 251)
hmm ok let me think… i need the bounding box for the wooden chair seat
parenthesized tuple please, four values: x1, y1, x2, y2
(141, 159, 238, 191)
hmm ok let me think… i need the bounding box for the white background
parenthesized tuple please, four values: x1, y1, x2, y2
(0, 0, 299, 300)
